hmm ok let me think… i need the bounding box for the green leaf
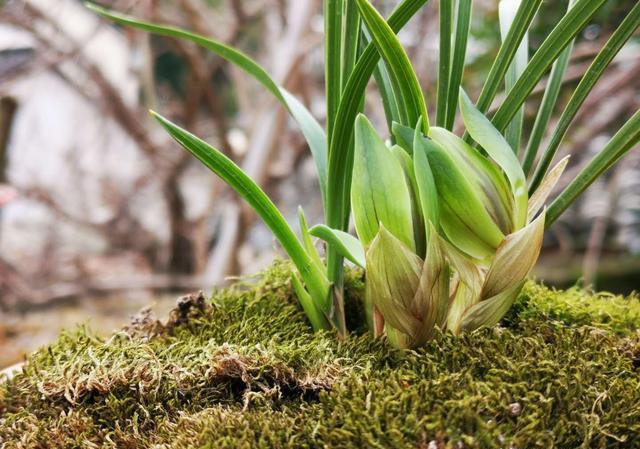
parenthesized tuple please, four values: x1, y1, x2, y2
(444, 0, 472, 130)
(298, 207, 325, 272)
(491, 0, 608, 131)
(391, 144, 426, 256)
(436, 0, 453, 127)
(529, 1, 640, 193)
(355, 0, 429, 133)
(522, 0, 577, 174)
(423, 136, 505, 260)
(310, 225, 366, 269)
(475, 0, 543, 114)
(325, 0, 345, 141)
(412, 132, 440, 229)
(86, 3, 328, 208)
(499, 0, 529, 154)
(430, 127, 514, 234)
(351, 115, 415, 249)
(150, 111, 331, 320)
(547, 109, 640, 226)
(392, 121, 416, 155)
(459, 89, 528, 229)
(291, 273, 330, 332)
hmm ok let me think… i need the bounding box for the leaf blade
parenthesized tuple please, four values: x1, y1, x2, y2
(529, 2, 640, 193)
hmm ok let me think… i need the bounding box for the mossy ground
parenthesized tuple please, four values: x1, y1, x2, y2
(1, 261, 639, 449)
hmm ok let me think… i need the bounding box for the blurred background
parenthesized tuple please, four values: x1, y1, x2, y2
(0, 0, 638, 368)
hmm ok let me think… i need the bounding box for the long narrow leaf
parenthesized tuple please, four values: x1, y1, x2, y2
(530, 2, 640, 193)
(341, 0, 362, 93)
(372, 44, 402, 132)
(492, 0, 608, 131)
(547, 109, 640, 226)
(436, 0, 453, 127)
(150, 112, 331, 316)
(499, 0, 529, 154)
(86, 3, 328, 209)
(522, 0, 577, 174)
(355, 0, 429, 133)
(444, 0, 472, 130)
(326, 0, 345, 140)
(475, 0, 543, 114)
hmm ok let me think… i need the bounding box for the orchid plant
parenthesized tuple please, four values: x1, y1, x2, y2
(88, 0, 640, 347)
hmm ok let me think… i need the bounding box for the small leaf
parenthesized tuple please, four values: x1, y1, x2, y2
(482, 211, 545, 299)
(291, 273, 330, 332)
(351, 114, 415, 249)
(151, 111, 332, 318)
(392, 121, 416, 155)
(528, 156, 569, 221)
(459, 282, 525, 332)
(459, 89, 528, 229)
(298, 207, 324, 271)
(366, 226, 423, 337)
(310, 225, 366, 268)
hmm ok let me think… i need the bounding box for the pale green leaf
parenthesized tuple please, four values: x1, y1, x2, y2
(351, 114, 415, 249)
(459, 89, 528, 229)
(528, 156, 569, 221)
(482, 211, 545, 299)
(310, 224, 366, 268)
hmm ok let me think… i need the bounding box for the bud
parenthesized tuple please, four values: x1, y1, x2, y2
(433, 92, 568, 333)
(366, 226, 450, 347)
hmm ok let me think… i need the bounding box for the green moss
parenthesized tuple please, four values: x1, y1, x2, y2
(1, 261, 639, 448)
(507, 281, 640, 335)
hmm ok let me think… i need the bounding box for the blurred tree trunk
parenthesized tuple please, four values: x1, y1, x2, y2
(0, 97, 17, 183)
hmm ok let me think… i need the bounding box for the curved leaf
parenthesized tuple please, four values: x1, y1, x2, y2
(547, 109, 640, 226)
(150, 111, 331, 317)
(482, 211, 545, 299)
(475, 0, 543, 114)
(355, 0, 429, 133)
(491, 0, 608, 131)
(529, 2, 640, 193)
(459, 89, 528, 229)
(86, 3, 328, 206)
(310, 225, 366, 268)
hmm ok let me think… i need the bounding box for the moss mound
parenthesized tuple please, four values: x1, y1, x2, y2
(1, 261, 640, 448)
